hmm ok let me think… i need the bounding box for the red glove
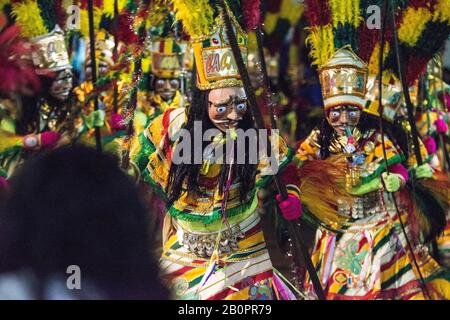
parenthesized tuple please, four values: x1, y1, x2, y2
(423, 136, 437, 155)
(23, 131, 61, 149)
(276, 194, 303, 221)
(109, 112, 126, 130)
(388, 163, 409, 183)
(435, 118, 448, 134)
(0, 176, 8, 189)
(40, 131, 61, 147)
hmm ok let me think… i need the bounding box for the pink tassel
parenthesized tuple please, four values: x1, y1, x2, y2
(242, 0, 261, 31)
(434, 118, 448, 134)
(423, 136, 437, 155)
(388, 163, 409, 183)
(109, 112, 127, 130)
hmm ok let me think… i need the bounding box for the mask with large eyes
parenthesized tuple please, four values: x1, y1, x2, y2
(326, 105, 361, 136)
(84, 35, 115, 80)
(214, 101, 247, 114)
(154, 78, 180, 101)
(208, 87, 248, 132)
(85, 58, 111, 80)
(50, 68, 73, 101)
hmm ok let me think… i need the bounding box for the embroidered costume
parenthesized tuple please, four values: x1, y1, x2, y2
(131, 1, 298, 300)
(294, 45, 449, 300)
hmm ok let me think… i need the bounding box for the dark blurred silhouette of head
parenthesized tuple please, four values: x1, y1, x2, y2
(0, 145, 169, 299)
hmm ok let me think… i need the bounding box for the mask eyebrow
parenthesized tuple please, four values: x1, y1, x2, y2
(330, 106, 360, 112)
(214, 96, 234, 106)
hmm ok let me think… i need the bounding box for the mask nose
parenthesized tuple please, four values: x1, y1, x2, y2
(227, 109, 242, 121)
(340, 111, 348, 123)
(163, 80, 171, 89)
(64, 78, 73, 89)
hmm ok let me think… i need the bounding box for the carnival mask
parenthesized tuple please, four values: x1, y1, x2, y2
(85, 33, 115, 80)
(85, 57, 111, 80)
(154, 77, 180, 101)
(208, 87, 248, 132)
(50, 68, 73, 101)
(327, 105, 361, 136)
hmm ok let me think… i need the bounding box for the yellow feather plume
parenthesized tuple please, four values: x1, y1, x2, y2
(329, 0, 343, 27)
(398, 7, 432, 46)
(172, 0, 215, 38)
(79, 7, 103, 38)
(368, 42, 390, 76)
(280, 0, 304, 26)
(11, 0, 48, 38)
(305, 25, 334, 67)
(103, 0, 128, 18)
(351, 0, 361, 27)
(433, 0, 450, 22)
(247, 31, 257, 53)
(146, 1, 170, 28)
(329, 0, 361, 28)
(297, 154, 352, 230)
(264, 12, 278, 35)
(141, 56, 151, 74)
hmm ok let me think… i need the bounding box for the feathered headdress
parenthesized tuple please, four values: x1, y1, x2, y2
(304, 0, 450, 112)
(304, 0, 450, 84)
(172, 0, 261, 90)
(148, 11, 187, 78)
(303, 0, 368, 110)
(319, 45, 368, 111)
(389, 0, 450, 85)
(10, 0, 71, 74)
(76, 0, 128, 38)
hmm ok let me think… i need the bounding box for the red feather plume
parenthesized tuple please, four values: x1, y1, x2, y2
(0, 15, 40, 95)
(242, 0, 261, 31)
(117, 9, 139, 45)
(304, 0, 331, 27)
